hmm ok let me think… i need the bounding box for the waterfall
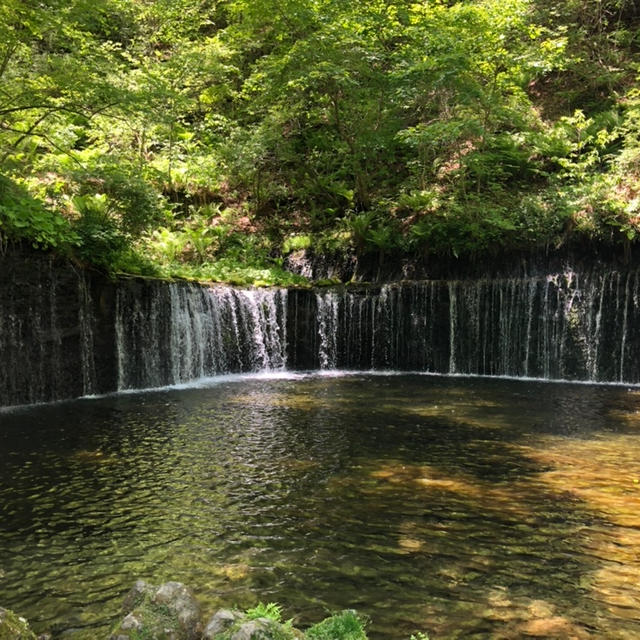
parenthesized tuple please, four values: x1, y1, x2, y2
(316, 290, 339, 369)
(114, 282, 288, 390)
(448, 282, 458, 374)
(296, 270, 640, 382)
(4, 248, 640, 409)
(77, 272, 97, 396)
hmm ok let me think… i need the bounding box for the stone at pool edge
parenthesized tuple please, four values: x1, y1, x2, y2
(202, 609, 245, 638)
(154, 582, 202, 637)
(120, 579, 155, 613)
(229, 618, 297, 640)
(110, 580, 202, 640)
(202, 612, 302, 640)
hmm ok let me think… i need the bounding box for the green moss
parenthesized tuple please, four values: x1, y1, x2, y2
(109, 592, 181, 640)
(139, 602, 178, 634)
(283, 235, 312, 254)
(314, 278, 343, 287)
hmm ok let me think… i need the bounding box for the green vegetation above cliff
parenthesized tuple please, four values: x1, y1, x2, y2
(1, 0, 639, 280)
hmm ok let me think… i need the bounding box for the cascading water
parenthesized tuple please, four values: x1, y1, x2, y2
(114, 281, 288, 390)
(308, 269, 640, 382)
(315, 290, 339, 369)
(78, 272, 97, 396)
(4, 248, 640, 409)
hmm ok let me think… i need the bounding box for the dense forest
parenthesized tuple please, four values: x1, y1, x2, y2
(1, 0, 639, 284)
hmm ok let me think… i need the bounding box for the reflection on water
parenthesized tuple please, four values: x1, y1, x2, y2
(2, 375, 640, 638)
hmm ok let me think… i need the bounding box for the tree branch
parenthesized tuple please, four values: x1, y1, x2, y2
(0, 123, 86, 168)
(0, 109, 56, 163)
(0, 44, 18, 81)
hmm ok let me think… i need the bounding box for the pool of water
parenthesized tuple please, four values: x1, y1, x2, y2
(2, 373, 640, 638)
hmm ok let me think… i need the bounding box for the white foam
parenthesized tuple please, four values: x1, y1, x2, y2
(3, 369, 639, 413)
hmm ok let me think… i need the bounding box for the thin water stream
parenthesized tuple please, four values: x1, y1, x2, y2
(2, 374, 640, 638)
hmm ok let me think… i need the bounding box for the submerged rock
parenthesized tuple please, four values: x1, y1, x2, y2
(109, 581, 202, 640)
(0, 607, 37, 640)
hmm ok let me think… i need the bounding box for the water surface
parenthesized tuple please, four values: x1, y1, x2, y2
(2, 374, 640, 638)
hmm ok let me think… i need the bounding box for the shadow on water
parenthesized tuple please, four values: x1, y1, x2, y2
(2, 375, 640, 638)
(233, 377, 630, 639)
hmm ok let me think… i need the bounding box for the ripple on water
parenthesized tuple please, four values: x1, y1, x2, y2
(2, 375, 640, 638)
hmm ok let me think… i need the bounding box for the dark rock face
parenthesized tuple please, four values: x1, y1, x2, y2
(0, 244, 117, 407)
(3, 242, 640, 408)
(289, 268, 640, 381)
(0, 243, 292, 407)
(283, 244, 639, 283)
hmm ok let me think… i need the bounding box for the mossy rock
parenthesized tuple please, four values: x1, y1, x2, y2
(0, 607, 37, 640)
(109, 581, 201, 640)
(204, 610, 302, 640)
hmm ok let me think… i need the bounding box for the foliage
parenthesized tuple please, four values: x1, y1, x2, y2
(213, 606, 368, 640)
(244, 602, 283, 622)
(283, 234, 313, 254)
(306, 610, 368, 640)
(0, 175, 78, 249)
(1, 0, 640, 280)
(0, 607, 37, 640)
(143, 213, 309, 285)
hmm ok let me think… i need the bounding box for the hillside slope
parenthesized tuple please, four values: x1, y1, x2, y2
(1, 0, 639, 282)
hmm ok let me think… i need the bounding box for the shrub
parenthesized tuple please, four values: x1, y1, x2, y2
(306, 610, 368, 640)
(0, 175, 78, 250)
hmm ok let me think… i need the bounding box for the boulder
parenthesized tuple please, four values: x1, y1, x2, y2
(152, 582, 201, 638)
(109, 581, 202, 640)
(203, 609, 245, 639)
(203, 610, 301, 640)
(121, 579, 155, 613)
(230, 618, 279, 640)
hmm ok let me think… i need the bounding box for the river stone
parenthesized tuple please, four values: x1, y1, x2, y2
(0, 607, 37, 640)
(230, 618, 278, 640)
(203, 609, 245, 638)
(109, 581, 201, 640)
(120, 612, 145, 632)
(109, 611, 145, 640)
(121, 579, 155, 613)
(152, 582, 201, 638)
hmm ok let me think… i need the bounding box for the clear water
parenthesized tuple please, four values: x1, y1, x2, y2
(2, 373, 640, 639)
